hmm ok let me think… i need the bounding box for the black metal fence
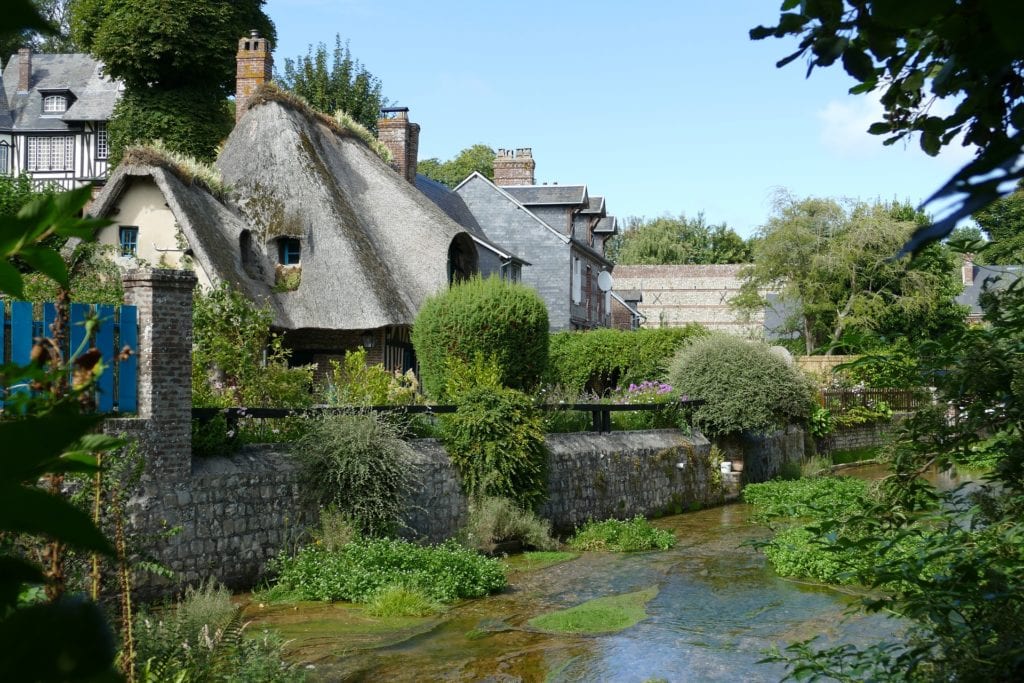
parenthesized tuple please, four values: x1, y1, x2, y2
(192, 398, 706, 435)
(818, 387, 930, 413)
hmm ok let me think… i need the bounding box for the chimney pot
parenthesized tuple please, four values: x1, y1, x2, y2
(493, 145, 536, 186)
(235, 31, 273, 124)
(377, 108, 420, 183)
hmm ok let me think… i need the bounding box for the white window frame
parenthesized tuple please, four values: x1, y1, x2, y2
(95, 123, 109, 160)
(42, 95, 67, 114)
(27, 136, 74, 172)
(0, 142, 9, 176)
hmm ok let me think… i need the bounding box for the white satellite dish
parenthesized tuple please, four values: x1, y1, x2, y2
(597, 270, 614, 292)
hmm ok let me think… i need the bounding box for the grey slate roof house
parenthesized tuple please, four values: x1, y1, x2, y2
(0, 47, 120, 189)
(375, 108, 529, 283)
(956, 255, 1023, 323)
(90, 35, 479, 375)
(450, 150, 619, 332)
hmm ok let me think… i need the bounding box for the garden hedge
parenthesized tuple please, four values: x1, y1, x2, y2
(412, 275, 549, 398)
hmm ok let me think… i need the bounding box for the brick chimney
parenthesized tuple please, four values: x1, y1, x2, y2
(493, 148, 535, 186)
(235, 29, 273, 124)
(377, 107, 420, 183)
(962, 253, 975, 287)
(17, 47, 31, 93)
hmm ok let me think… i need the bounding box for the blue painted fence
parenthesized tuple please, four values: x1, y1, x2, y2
(1, 301, 137, 413)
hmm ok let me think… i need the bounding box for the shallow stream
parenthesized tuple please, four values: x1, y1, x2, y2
(244, 465, 975, 682)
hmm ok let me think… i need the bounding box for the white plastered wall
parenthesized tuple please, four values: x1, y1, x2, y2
(96, 177, 213, 288)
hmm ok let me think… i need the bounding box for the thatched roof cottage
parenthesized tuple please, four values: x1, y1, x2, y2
(92, 80, 481, 372)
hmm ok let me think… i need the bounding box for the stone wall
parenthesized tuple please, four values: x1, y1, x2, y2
(403, 430, 721, 542)
(714, 425, 807, 483)
(818, 419, 899, 454)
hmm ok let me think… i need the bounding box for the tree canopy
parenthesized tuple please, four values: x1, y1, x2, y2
(70, 0, 275, 163)
(734, 192, 963, 354)
(972, 181, 1024, 265)
(276, 35, 387, 134)
(608, 213, 752, 265)
(417, 144, 495, 188)
(752, 1, 1024, 252)
(0, 0, 77, 56)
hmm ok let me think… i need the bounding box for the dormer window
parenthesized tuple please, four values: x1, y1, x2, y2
(42, 95, 67, 114)
(278, 237, 301, 265)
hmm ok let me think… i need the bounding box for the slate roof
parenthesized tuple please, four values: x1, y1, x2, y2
(581, 195, 605, 214)
(593, 216, 616, 233)
(502, 184, 587, 206)
(956, 264, 1023, 316)
(1, 52, 120, 131)
(415, 174, 528, 263)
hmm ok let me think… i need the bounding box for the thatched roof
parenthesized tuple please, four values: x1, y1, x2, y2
(218, 97, 476, 330)
(89, 163, 278, 310)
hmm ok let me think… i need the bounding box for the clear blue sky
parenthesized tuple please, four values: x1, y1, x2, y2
(265, 0, 974, 238)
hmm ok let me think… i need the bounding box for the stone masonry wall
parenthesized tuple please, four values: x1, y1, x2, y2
(402, 430, 719, 542)
(714, 425, 807, 484)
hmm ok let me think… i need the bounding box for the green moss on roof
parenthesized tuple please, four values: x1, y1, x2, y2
(120, 142, 229, 199)
(248, 82, 392, 163)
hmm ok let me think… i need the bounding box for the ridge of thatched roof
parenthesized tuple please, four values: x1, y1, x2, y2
(247, 82, 392, 162)
(120, 142, 229, 199)
(217, 99, 477, 331)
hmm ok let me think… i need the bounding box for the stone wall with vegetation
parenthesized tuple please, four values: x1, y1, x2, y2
(113, 270, 724, 594)
(818, 418, 899, 454)
(404, 430, 721, 542)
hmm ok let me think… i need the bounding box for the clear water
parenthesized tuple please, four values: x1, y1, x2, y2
(246, 466, 976, 682)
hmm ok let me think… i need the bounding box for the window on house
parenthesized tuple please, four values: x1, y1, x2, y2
(119, 226, 139, 256)
(0, 142, 9, 176)
(500, 261, 521, 283)
(42, 95, 67, 114)
(95, 123, 108, 159)
(27, 136, 73, 171)
(278, 237, 301, 265)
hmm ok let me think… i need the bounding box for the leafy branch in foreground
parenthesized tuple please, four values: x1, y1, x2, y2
(752, 1, 1024, 252)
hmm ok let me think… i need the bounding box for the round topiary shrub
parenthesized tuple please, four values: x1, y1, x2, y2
(412, 275, 549, 398)
(667, 334, 815, 436)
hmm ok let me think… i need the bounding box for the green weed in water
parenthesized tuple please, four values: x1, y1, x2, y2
(528, 586, 658, 634)
(568, 517, 675, 552)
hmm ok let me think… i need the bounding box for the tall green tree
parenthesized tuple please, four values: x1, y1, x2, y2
(276, 35, 387, 133)
(609, 213, 751, 265)
(734, 193, 963, 354)
(418, 144, 495, 188)
(70, 0, 275, 162)
(972, 181, 1024, 265)
(753, 1, 1024, 252)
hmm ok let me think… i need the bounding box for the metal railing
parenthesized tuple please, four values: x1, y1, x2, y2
(192, 397, 706, 435)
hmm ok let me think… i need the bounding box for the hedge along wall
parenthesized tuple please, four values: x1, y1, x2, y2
(110, 270, 726, 596)
(546, 325, 707, 395)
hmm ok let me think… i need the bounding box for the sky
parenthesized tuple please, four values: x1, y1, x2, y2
(265, 0, 976, 238)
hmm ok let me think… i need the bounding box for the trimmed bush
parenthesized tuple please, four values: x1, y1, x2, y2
(412, 275, 549, 398)
(546, 326, 706, 395)
(292, 412, 417, 537)
(667, 334, 815, 436)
